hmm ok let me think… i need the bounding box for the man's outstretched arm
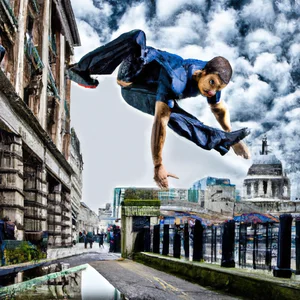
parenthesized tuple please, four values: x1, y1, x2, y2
(151, 101, 178, 188)
(209, 100, 251, 159)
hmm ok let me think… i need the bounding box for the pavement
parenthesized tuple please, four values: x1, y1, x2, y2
(47, 241, 120, 260)
(47, 246, 242, 299)
(89, 259, 241, 300)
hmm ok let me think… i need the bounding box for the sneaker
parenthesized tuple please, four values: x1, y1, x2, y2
(67, 65, 99, 88)
(216, 128, 250, 156)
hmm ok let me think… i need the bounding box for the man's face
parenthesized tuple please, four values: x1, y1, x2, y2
(196, 71, 227, 98)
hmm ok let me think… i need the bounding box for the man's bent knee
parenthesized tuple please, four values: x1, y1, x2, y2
(117, 79, 133, 87)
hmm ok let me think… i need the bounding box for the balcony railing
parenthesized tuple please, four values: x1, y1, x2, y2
(29, 0, 39, 14)
(49, 34, 57, 56)
(24, 37, 44, 70)
(1, 0, 18, 27)
(47, 66, 60, 101)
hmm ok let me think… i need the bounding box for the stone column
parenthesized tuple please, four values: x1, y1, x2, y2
(39, 0, 51, 129)
(47, 183, 62, 247)
(0, 134, 24, 240)
(15, 0, 29, 97)
(267, 180, 272, 197)
(258, 180, 264, 197)
(121, 199, 160, 258)
(61, 189, 72, 247)
(251, 182, 255, 198)
(57, 34, 65, 151)
(24, 162, 48, 242)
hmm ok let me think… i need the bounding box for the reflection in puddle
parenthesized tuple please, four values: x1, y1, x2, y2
(0, 264, 123, 299)
(82, 265, 122, 299)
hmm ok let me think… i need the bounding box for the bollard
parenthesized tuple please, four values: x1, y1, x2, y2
(173, 226, 181, 259)
(184, 223, 189, 259)
(162, 224, 169, 256)
(295, 216, 300, 275)
(273, 214, 293, 278)
(153, 225, 160, 254)
(221, 220, 235, 268)
(193, 220, 203, 261)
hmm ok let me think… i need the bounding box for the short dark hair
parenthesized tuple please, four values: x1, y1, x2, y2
(204, 56, 232, 84)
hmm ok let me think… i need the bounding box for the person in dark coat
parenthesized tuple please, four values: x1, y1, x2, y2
(68, 30, 250, 189)
(98, 232, 104, 248)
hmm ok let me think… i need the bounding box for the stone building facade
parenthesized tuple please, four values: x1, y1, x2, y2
(237, 138, 296, 214)
(78, 202, 99, 234)
(243, 138, 290, 200)
(70, 128, 83, 231)
(0, 0, 81, 247)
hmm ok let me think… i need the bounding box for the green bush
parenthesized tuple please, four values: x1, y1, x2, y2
(4, 242, 46, 265)
(124, 188, 159, 200)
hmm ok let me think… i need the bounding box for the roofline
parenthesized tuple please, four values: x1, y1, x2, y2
(53, 0, 81, 48)
(62, 0, 81, 46)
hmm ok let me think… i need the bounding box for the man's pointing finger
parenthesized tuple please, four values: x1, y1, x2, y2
(167, 173, 179, 179)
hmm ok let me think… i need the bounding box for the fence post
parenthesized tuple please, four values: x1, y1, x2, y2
(265, 222, 272, 271)
(144, 227, 150, 252)
(295, 216, 300, 275)
(173, 226, 181, 258)
(184, 223, 189, 259)
(211, 225, 214, 262)
(193, 220, 203, 261)
(162, 224, 169, 256)
(273, 214, 293, 278)
(221, 220, 235, 268)
(253, 223, 258, 269)
(239, 223, 247, 267)
(153, 224, 160, 254)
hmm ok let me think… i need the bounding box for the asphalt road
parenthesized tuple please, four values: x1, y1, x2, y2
(57, 253, 242, 300)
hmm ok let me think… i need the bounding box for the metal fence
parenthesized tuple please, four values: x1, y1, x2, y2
(139, 214, 300, 278)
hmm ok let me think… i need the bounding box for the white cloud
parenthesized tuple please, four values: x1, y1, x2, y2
(71, 0, 101, 17)
(253, 52, 292, 94)
(156, 0, 207, 20)
(288, 43, 300, 65)
(207, 9, 239, 44)
(111, 3, 150, 40)
(275, 14, 297, 38)
(241, 0, 276, 28)
(73, 20, 101, 61)
(244, 29, 282, 59)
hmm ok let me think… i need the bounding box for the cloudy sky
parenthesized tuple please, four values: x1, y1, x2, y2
(69, 0, 300, 211)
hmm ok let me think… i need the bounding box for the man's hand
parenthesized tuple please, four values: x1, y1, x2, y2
(232, 141, 251, 159)
(154, 164, 179, 189)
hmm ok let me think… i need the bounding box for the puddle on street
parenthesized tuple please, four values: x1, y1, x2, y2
(0, 264, 124, 299)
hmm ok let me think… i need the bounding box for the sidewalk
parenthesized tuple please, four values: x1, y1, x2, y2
(47, 241, 116, 260)
(0, 242, 120, 277)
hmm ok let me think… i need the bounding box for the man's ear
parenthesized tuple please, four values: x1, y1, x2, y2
(193, 69, 206, 81)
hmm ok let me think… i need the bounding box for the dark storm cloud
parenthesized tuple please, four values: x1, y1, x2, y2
(71, 0, 300, 197)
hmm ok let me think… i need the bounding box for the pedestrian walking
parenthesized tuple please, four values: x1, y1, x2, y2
(98, 232, 104, 248)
